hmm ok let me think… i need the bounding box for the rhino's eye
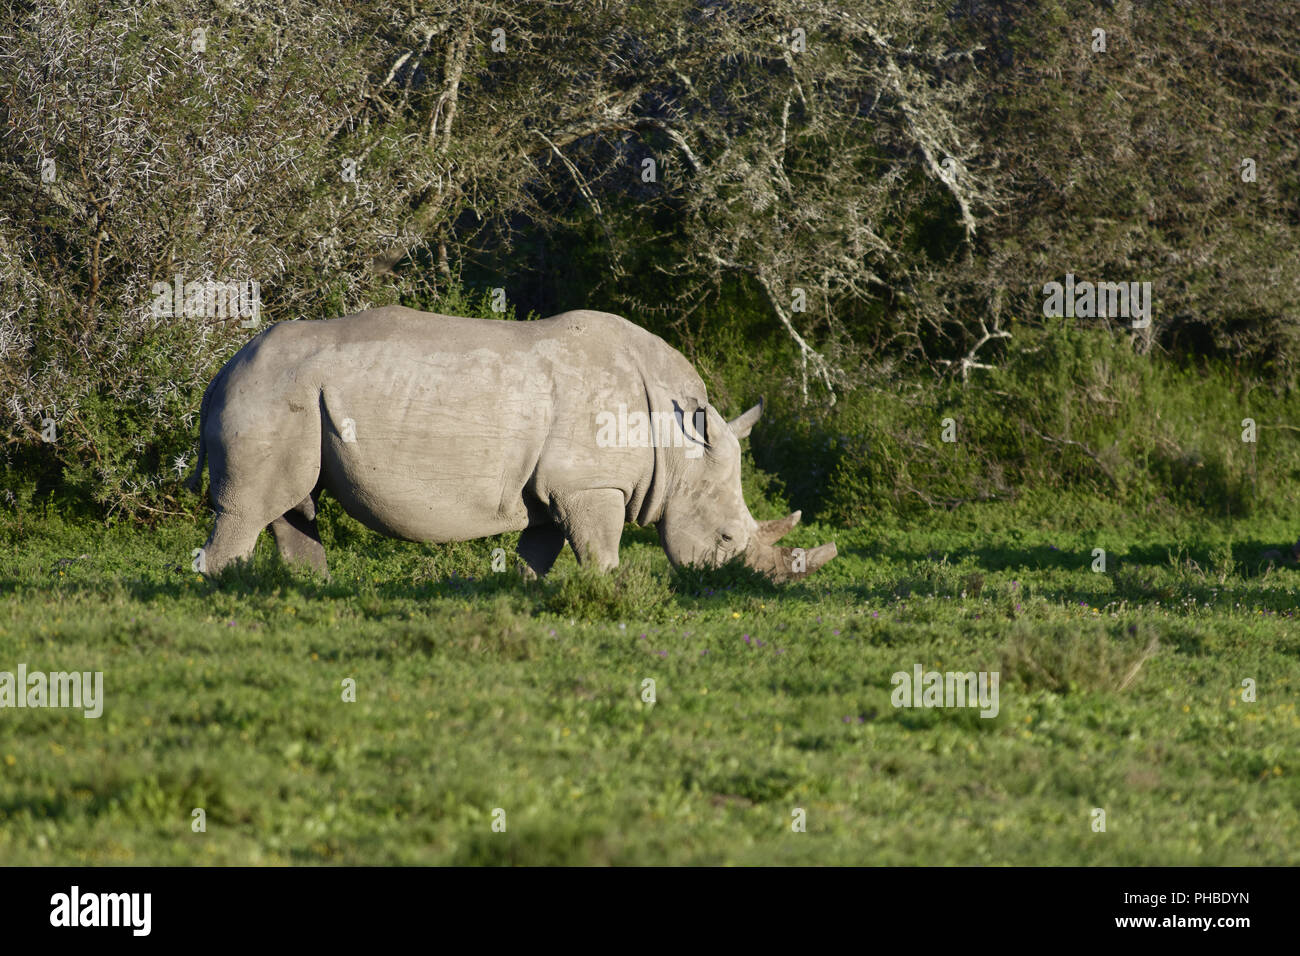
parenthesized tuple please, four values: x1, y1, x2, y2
(720, 532, 734, 543)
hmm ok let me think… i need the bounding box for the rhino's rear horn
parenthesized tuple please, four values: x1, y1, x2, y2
(727, 398, 764, 439)
(754, 510, 800, 545)
(743, 539, 837, 583)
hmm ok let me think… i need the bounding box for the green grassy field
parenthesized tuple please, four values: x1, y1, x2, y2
(1, 492, 1297, 865)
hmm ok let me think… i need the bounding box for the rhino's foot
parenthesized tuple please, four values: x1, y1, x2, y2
(517, 523, 566, 579)
(199, 511, 263, 577)
(271, 506, 330, 579)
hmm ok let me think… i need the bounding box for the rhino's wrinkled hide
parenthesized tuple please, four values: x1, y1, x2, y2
(187, 307, 835, 583)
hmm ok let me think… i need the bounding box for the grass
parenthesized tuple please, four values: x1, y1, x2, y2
(0, 490, 1297, 865)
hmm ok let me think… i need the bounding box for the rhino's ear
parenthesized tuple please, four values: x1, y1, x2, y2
(728, 398, 764, 439)
(672, 400, 709, 447)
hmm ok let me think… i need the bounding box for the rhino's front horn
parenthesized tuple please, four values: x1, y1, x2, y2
(755, 510, 801, 545)
(743, 540, 837, 583)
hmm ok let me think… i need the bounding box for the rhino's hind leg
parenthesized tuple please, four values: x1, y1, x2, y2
(551, 489, 624, 572)
(270, 494, 329, 578)
(200, 509, 265, 576)
(517, 523, 566, 579)
(201, 430, 323, 578)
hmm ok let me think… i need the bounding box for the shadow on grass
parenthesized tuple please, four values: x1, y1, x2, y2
(6, 535, 1296, 624)
(0, 552, 799, 622)
(834, 537, 1300, 613)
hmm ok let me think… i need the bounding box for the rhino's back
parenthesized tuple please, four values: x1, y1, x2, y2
(298, 305, 655, 355)
(241, 306, 686, 389)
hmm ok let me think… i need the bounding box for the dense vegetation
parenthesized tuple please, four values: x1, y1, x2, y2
(3, 0, 1297, 518)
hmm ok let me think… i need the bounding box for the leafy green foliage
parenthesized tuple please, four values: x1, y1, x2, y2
(712, 326, 1300, 527)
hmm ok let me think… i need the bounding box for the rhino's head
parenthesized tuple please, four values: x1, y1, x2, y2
(656, 399, 837, 582)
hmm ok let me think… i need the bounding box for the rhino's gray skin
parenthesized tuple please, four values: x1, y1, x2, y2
(186, 306, 836, 581)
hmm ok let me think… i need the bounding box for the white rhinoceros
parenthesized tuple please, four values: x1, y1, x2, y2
(186, 306, 835, 582)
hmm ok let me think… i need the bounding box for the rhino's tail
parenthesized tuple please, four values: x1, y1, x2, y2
(185, 366, 223, 494)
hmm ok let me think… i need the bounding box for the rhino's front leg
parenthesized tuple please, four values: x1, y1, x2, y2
(551, 489, 624, 572)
